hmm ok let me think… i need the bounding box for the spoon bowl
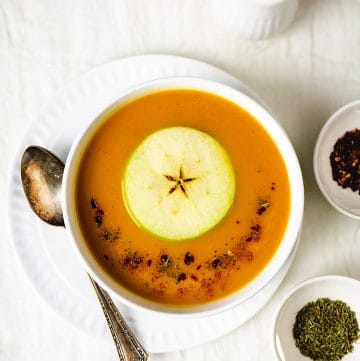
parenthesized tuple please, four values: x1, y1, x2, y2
(21, 146, 64, 226)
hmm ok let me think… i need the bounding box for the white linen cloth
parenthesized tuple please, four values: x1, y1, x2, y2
(1, 1, 360, 360)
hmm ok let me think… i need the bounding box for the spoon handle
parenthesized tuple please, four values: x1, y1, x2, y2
(88, 275, 148, 361)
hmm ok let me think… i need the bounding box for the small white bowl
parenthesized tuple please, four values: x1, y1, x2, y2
(212, 0, 298, 41)
(314, 100, 360, 219)
(272, 275, 360, 361)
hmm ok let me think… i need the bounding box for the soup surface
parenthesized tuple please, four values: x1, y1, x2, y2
(75, 89, 290, 306)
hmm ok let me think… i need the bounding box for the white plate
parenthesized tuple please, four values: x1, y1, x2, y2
(7, 54, 297, 353)
(314, 100, 360, 219)
(273, 275, 360, 361)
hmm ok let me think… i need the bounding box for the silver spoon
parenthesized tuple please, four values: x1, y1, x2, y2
(21, 146, 148, 361)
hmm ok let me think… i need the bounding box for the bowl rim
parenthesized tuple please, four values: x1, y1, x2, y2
(271, 274, 360, 360)
(62, 76, 304, 318)
(313, 99, 360, 220)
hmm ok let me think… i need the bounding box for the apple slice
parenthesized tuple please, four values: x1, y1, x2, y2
(123, 127, 235, 241)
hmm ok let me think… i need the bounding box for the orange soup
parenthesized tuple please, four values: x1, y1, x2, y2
(75, 89, 290, 306)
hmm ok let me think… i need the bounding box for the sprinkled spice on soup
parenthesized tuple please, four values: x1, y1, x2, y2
(75, 89, 290, 306)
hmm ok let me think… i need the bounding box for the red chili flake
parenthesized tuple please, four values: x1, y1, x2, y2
(191, 274, 198, 281)
(147, 259, 152, 266)
(246, 236, 253, 242)
(196, 265, 202, 270)
(236, 220, 240, 224)
(184, 252, 195, 265)
(257, 206, 266, 215)
(94, 215, 102, 227)
(271, 186, 275, 190)
(257, 199, 270, 215)
(104, 254, 109, 261)
(177, 273, 187, 282)
(90, 198, 98, 209)
(212, 258, 221, 269)
(95, 209, 104, 215)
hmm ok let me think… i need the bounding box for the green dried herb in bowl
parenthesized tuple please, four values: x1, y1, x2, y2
(293, 298, 360, 360)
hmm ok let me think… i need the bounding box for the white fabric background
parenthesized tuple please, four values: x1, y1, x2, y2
(1, 1, 360, 360)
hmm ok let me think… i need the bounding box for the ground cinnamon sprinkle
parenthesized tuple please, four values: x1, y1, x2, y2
(190, 274, 198, 281)
(330, 128, 360, 194)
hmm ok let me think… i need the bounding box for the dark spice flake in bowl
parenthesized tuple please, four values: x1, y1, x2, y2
(314, 100, 360, 219)
(330, 128, 360, 194)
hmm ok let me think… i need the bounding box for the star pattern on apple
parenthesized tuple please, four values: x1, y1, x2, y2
(163, 166, 197, 197)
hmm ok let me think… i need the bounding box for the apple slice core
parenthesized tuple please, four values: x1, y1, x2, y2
(123, 127, 236, 241)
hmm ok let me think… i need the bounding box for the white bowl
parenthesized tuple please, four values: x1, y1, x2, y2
(212, 0, 298, 41)
(62, 77, 304, 317)
(314, 100, 360, 219)
(272, 275, 360, 361)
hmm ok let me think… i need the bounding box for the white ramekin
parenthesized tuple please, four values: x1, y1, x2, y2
(212, 0, 298, 41)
